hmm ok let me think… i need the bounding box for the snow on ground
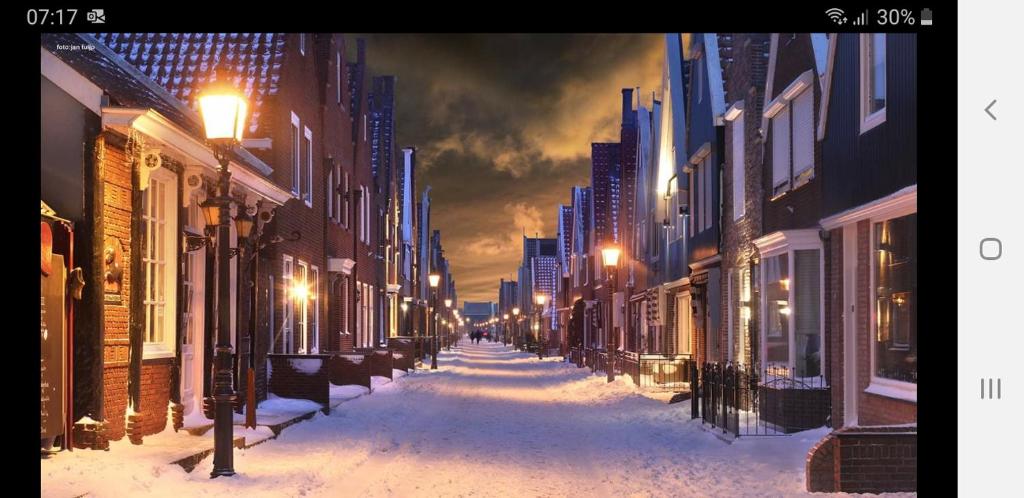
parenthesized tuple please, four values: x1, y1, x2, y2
(41, 342, 915, 497)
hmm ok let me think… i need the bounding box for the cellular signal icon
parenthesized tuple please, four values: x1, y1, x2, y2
(852, 9, 869, 26)
(826, 8, 847, 25)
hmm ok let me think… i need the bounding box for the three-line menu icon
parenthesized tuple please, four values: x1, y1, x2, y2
(981, 378, 1002, 399)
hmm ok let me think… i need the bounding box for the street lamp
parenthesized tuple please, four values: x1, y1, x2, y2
(601, 246, 621, 383)
(512, 307, 520, 349)
(198, 70, 247, 479)
(535, 294, 547, 359)
(503, 313, 510, 345)
(428, 273, 440, 369)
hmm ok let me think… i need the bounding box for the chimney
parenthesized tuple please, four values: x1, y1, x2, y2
(621, 88, 634, 126)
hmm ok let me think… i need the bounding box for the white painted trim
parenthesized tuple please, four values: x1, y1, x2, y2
(688, 254, 722, 272)
(241, 138, 272, 150)
(724, 100, 745, 122)
(387, 284, 402, 293)
(663, 276, 690, 290)
(842, 223, 859, 427)
(753, 229, 822, 257)
(304, 126, 314, 208)
(859, 34, 888, 135)
(865, 379, 917, 403)
(819, 185, 917, 230)
(764, 70, 814, 118)
(101, 108, 289, 205)
(40, 47, 103, 115)
(688, 142, 711, 165)
(817, 34, 839, 141)
(328, 257, 356, 275)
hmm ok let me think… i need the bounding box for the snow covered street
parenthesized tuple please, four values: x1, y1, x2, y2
(42, 341, 914, 497)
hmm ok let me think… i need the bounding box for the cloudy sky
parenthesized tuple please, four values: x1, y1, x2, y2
(355, 34, 665, 304)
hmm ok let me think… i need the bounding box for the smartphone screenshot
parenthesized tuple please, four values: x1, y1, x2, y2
(33, 4, 958, 496)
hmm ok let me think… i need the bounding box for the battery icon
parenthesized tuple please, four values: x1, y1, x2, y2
(921, 8, 933, 25)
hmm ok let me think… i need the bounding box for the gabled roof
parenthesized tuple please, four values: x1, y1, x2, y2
(92, 33, 287, 136)
(42, 32, 274, 178)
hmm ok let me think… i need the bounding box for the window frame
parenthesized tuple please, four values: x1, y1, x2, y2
(296, 260, 309, 353)
(303, 126, 313, 207)
(141, 167, 178, 359)
(867, 207, 917, 402)
(730, 109, 746, 221)
(282, 254, 294, 354)
(756, 231, 826, 381)
(859, 33, 887, 135)
(311, 265, 320, 353)
(290, 112, 301, 198)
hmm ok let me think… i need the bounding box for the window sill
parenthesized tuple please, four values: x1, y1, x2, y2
(860, 108, 886, 135)
(143, 345, 175, 361)
(864, 379, 917, 403)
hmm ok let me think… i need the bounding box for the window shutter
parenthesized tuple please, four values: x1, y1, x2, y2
(792, 89, 814, 178)
(772, 108, 790, 191)
(794, 249, 821, 377)
(732, 114, 745, 220)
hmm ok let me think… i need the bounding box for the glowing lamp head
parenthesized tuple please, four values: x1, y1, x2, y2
(512, 307, 520, 316)
(504, 314, 510, 320)
(198, 70, 248, 143)
(428, 273, 441, 288)
(444, 298, 452, 308)
(400, 302, 409, 312)
(535, 294, 546, 306)
(601, 246, 622, 268)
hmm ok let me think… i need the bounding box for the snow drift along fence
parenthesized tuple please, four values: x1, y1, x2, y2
(267, 354, 331, 410)
(328, 352, 371, 390)
(355, 348, 394, 380)
(388, 337, 415, 372)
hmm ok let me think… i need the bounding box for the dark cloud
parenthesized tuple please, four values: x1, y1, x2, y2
(354, 34, 663, 303)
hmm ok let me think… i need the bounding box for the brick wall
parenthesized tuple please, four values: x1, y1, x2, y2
(139, 359, 173, 436)
(806, 427, 917, 493)
(827, 228, 845, 427)
(99, 134, 131, 442)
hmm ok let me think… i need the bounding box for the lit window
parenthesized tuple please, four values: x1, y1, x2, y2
(142, 168, 178, 358)
(861, 33, 887, 131)
(761, 248, 822, 378)
(873, 213, 916, 384)
(282, 255, 294, 353)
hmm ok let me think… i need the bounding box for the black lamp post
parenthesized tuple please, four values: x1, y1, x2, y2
(601, 246, 621, 383)
(512, 307, 520, 349)
(428, 273, 440, 369)
(503, 314, 510, 346)
(535, 294, 546, 359)
(198, 70, 248, 479)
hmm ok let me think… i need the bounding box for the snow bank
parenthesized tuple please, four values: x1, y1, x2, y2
(287, 358, 323, 375)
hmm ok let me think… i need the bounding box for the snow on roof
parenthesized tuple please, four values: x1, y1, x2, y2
(92, 33, 287, 136)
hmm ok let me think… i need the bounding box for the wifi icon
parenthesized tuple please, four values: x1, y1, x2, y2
(826, 8, 848, 25)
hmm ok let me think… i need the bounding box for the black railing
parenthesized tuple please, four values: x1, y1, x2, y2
(691, 362, 831, 437)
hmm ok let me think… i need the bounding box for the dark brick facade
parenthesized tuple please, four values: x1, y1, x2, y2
(806, 427, 917, 493)
(267, 354, 331, 409)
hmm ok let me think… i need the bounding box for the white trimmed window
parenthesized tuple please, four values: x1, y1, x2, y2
(759, 239, 824, 379)
(689, 171, 695, 235)
(702, 156, 711, 232)
(870, 211, 917, 394)
(342, 172, 350, 228)
(303, 126, 313, 207)
(771, 105, 791, 196)
(296, 260, 309, 353)
(282, 255, 294, 353)
(142, 168, 178, 359)
(675, 292, 692, 355)
(792, 88, 815, 186)
(860, 33, 887, 134)
(299, 33, 305, 55)
(327, 169, 333, 221)
(311, 266, 320, 353)
(731, 111, 745, 220)
(291, 112, 301, 197)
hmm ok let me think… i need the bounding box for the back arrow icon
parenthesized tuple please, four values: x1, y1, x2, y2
(985, 100, 997, 121)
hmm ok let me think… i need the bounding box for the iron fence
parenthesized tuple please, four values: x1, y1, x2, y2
(691, 362, 831, 437)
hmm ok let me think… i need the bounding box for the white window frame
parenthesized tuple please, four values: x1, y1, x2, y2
(764, 70, 815, 198)
(304, 126, 313, 207)
(327, 169, 333, 221)
(299, 33, 305, 56)
(290, 112, 301, 197)
(755, 230, 826, 381)
(342, 172, 350, 228)
(791, 87, 815, 188)
(142, 167, 177, 359)
(311, 266, 320, 353)
(702, 156, 711, 232)
(859, 33, 887, 135)
(296, 260, 309, 353)
(282, 255, 294, 353)
(867, 204, 917, 403)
